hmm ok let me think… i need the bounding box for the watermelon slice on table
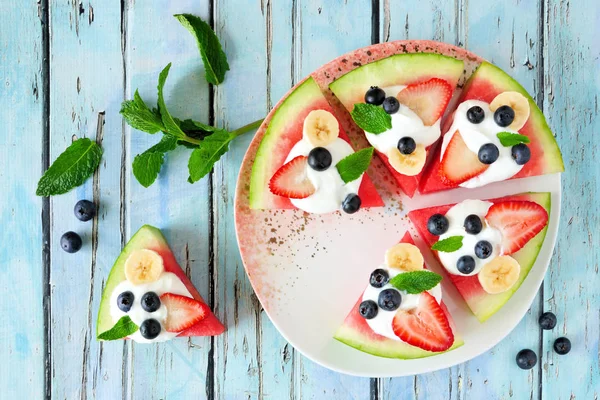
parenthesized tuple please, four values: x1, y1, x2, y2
(420, 62, 564, 194)
(329, 53, 464, 197)
(334, 232, 463, 359)
(248, 77, 383, 210)
(408, 192, 551, 322)
(96, 225, 224, 341)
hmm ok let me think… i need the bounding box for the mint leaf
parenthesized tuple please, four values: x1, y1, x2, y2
(389, 270, 443, 294)
(132, 135, 179, 187)
(157, 63, 187, 139)
(496, 132, 531, 147)
(174, 14, 230, 85)
(431, 236, 463, 252)
(188, 129, 233, 183)
(350, 103, 392, 134)
(36, 138, 103, 196)
(335, 147, 374, 184)
(120, 90, 164, 134)
(97, 316, 138, 341)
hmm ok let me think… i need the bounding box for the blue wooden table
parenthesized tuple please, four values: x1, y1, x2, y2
(2, 0, 598, 398)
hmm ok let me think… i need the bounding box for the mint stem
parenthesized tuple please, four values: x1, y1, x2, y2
(178, 118, 264, 146)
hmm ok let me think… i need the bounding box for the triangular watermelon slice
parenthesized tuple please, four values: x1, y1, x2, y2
(248, 77, 383, 210)
(408, 192, 550, 322)
(329, 53, 465, 197)
(96, 225, 224, 341)
(334, 232, 463, 359)
(420, 62, 564, 194)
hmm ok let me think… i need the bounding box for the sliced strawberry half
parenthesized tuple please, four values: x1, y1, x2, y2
(396, 78, 453, 126)
(269, 155, 316, 199)
(439, 130, 488, 185)
(161, 293, 210, 333)
(392, 292, 454, 352)
(485, 200, 549, 254)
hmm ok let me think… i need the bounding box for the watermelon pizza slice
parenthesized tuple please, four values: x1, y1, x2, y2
(420, 62, 564, 194)
(408, 192, 550, 322)
(329, 53, 465, 197)
(248, 77, 383, 214)
(335, 232, 463, 359)
(96, 225, 224, 342)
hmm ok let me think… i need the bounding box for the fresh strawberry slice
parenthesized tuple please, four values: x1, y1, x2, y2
(485, 201, 549, 254)
(396, 78, 453, 126)
(392, 292, 454, 352)
(161, 293, 210, 333)
(269, 155, 316, 199)
(439, 130, 488, 185)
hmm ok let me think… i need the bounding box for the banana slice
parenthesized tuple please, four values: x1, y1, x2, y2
(489, 91, 530, 131)
(387, 144, 426, 176)
(385, 243, 424, 272)
(303, 110, 339, 147)
(124, 249, 164, 285)
(478, 256, 521, 294)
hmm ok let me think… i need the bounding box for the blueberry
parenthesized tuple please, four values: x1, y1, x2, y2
(141, 292, 161, 312)
(538, 312, 557, 330)
(342, 194, 361, 214)
(457, 256, 476, 274)
(553, 337, 571, 355)
(358, 300, 378, 319)
(139, 319, 162, 340)
(397, 137, 417, 155)
(494, 105, 515, 127)
(511, 143, 531, 165)
(474, 240, 493, 259)
(117, 291, 134, 312)
(369, 268, 389, 288)
(378, 289, 402, 311)
(308, 147, 332, 171)
(466, 106, 485, 124)
(516, 349, 537, 369)
(464, 214, 483, 234)
(382, 96, 400, 114)
(427, 214, 449, 236)
(365, 86, 386, 105)
(60, 231, 82, 253)
(74, 200, 96, 222)
(478, 143, 500, 164)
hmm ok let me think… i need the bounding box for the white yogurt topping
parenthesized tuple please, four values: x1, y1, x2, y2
(110, 272, 192, 343)
(440, 100, 524, 188)
(437, 199, 503, 276)
(361, 265, 442, 341)
(286, 137, 362, 214)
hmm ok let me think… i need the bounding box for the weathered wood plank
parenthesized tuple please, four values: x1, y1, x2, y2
(542, 0, 600, 398)
(0, 1, 45, 398)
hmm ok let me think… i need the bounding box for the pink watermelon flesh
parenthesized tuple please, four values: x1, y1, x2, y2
(334, 232, 463, 359)
(420, 62, 564, 194)
(408, 193, 551, 322)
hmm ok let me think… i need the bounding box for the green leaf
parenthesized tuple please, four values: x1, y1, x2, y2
(120, 90, 164, 134)
(157, 63, 187, 139)
(350, 103, 392, 134)
(97, 316, 138, 341)
(174, 13, 230, 85)
(188, 129, 233, 183)
(36, 138, 103, 196)
(496, 132, 531, 147)
(431, 236, 464, 252)
(335, 147, 374, 184)
(132, 135, 179, 188)
(389, 270, 443, 294)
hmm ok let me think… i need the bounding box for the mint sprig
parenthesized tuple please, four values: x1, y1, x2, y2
(350, 103, 392, 134)
(496, 132, 530, 147)
(36, 138, 103, 196)
(431, 236, 464, 252)
(120, 90, 164, 134)
(389, 270, 443, 294)
(335, 147, 374, 184)
(97, 316, 138, 341)
(132, 135, 179, 188)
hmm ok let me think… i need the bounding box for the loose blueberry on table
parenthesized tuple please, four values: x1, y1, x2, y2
(516, 349, 537, 369)
(74, 199, 96, 222)
(61, 231, 82, 253)
(554, 337, 571, 355)
(538, 312, 557, 330)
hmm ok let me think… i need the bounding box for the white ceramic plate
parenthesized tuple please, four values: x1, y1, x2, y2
(234, 41, 561, 377)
